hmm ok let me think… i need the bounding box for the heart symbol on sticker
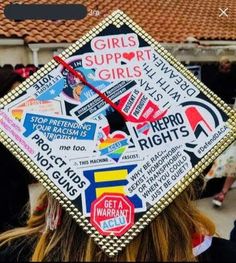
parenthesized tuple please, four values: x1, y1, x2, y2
(98, 131, 128, 162)
(137, 122, 150, 135)
(123, 52, 135, 61)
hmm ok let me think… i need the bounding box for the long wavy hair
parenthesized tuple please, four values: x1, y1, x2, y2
(0, 180, 215, 262)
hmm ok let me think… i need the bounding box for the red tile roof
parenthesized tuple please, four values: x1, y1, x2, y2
(0, 0, 236, 43)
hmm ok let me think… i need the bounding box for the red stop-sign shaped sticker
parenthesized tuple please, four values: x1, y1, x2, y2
(90, 193, 134, 236)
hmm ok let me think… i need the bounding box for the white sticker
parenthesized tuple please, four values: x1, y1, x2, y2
(126, 146, 192, 206)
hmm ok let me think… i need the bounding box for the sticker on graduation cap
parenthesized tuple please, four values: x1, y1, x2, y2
(0, 10, 236, 257)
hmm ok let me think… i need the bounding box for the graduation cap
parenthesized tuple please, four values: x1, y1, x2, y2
(0, 10, 236, 258)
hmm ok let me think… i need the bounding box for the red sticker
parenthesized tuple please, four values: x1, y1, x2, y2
(90, 193, 134, 236)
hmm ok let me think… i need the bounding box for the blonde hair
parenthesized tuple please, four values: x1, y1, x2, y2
(0, 181, 215, 262)
(219, 56, 231, 63)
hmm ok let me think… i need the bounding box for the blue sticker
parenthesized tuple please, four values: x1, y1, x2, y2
(23, 113, 97, 141)
(37, 78, 64, 100)
(31, 69, 65, 100)
(83, 165, 143, 214)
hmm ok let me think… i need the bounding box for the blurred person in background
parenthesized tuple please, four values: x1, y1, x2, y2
(0, 68, 24, 97)
(212, 56, 236, 106)
(0, 68, 32, 232)
(205, 57, 236, 207)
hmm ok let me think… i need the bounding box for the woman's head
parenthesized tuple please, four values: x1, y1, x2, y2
(0, 178, 215, 262)
(0, 68, 24, 97)
(219, 56, 231, 73)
